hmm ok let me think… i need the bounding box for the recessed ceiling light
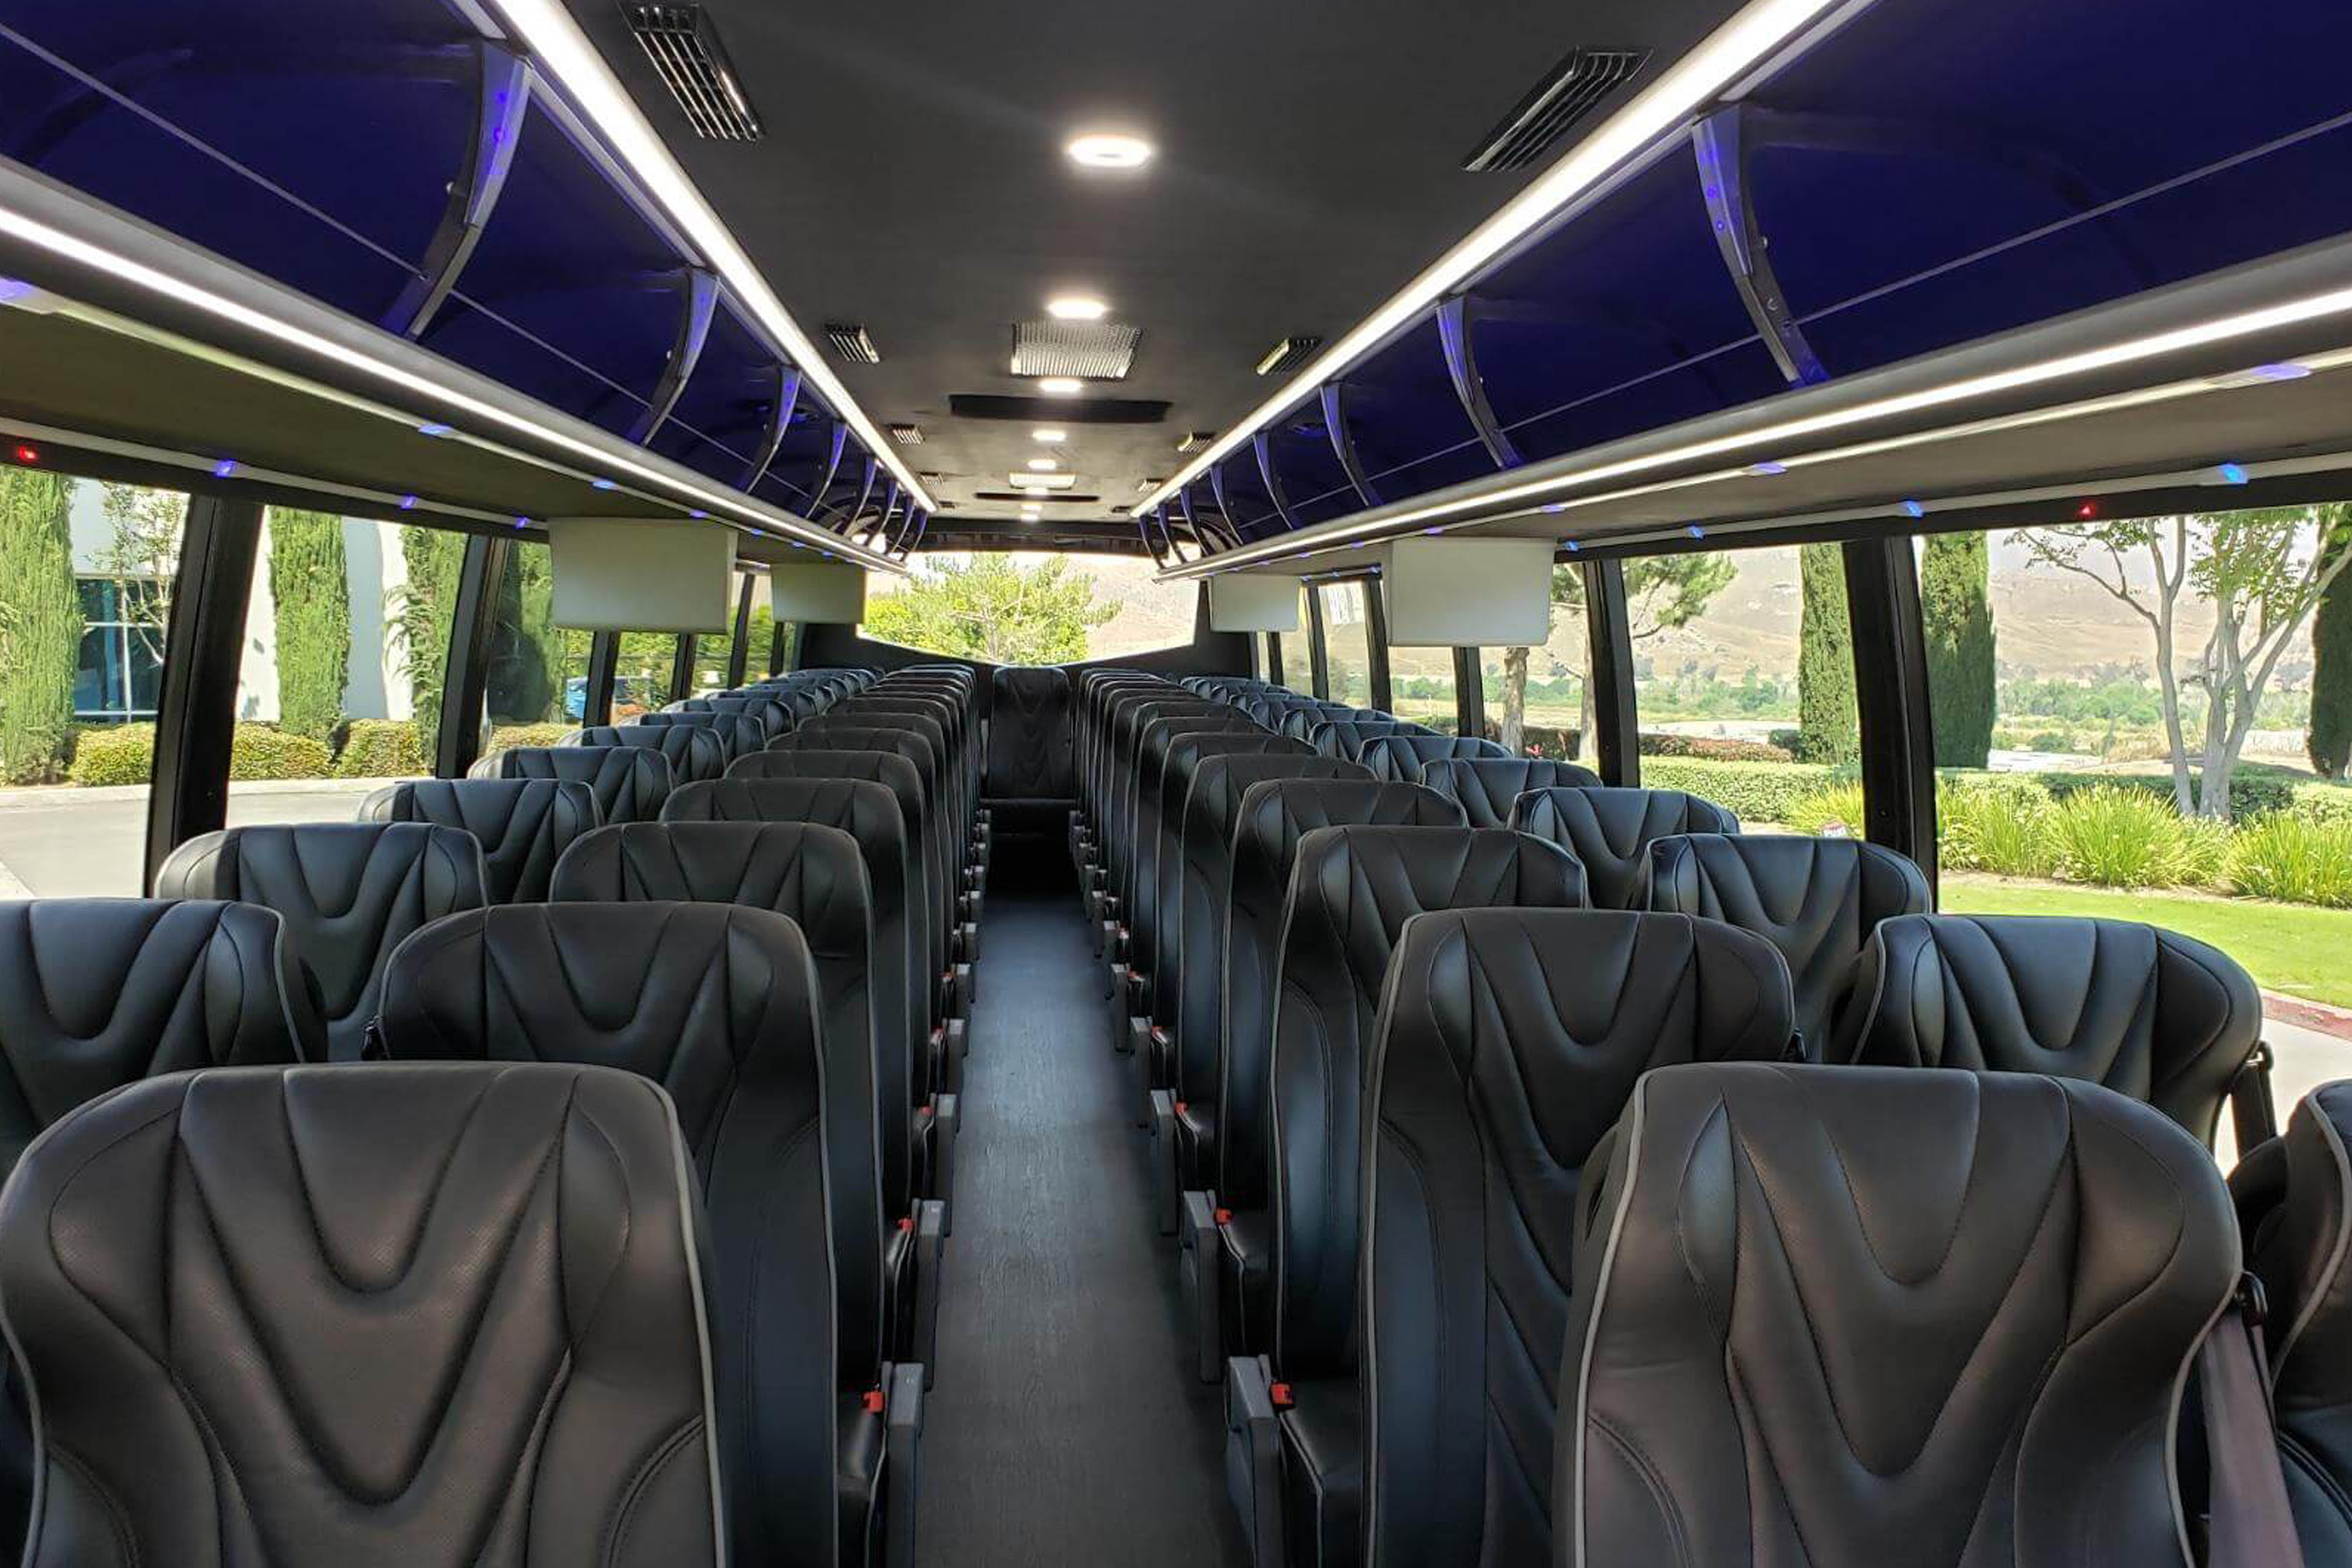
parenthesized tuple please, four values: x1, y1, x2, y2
(1037, 377, 1085, 396)
(1066, 132, 1153, 169)
(1012, 471, 1077, 489)
(1032, 428, 1068, 443)
(1027, 457, 1059, 470)
(1046, 295, 1110, 321)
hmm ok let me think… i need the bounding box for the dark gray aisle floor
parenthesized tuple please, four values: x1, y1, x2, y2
(915, 881, 1249, 1568)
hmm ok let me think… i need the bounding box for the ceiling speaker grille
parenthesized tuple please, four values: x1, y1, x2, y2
(622, 6, 763, 142)
(886, 424, 924, 445)
(1463, 48, 1649, 172)
(1011, 320, 1142, 380)
(824, 322, 881, 364)
(1255, 337, 1322, 376)
(948, 394, 1168, 423)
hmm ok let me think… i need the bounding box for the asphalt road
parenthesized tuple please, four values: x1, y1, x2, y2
(0, 781, 386, 898)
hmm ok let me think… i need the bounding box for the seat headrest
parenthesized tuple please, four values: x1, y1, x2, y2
(360, 777, 600, 903)
(474, 744, 675, 823)
(1510, 786, 1739, 908)
(1418, 756, 1604, 828)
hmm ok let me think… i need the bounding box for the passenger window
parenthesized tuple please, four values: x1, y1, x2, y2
(1627, 543, 1856, 831)
(1386, 648, 1459, 734)
(857, 552, 1185, 664)
(484, 538, 592, 751)
(1275, 585, 1316, 695)
(0, 475, 189, 895)
(1482, 567, 1591, 760)
(1318, 580, 1374, 706)
(613, 633, 684, 717)
(227, 512, 466, 826)
(1922, 514, 2352, 1124)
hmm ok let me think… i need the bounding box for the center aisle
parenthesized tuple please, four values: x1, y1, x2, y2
(915, 883, 1249, 1567)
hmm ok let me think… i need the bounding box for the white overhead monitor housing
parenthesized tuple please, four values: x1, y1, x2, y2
(1208, 573, 1302, 633)
(549, 516, 736, 632)
(1382, 536, 1555, 646)
(767, 560, 868, 624)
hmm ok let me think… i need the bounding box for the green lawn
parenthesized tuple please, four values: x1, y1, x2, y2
(1942, 874, 2352, 1009)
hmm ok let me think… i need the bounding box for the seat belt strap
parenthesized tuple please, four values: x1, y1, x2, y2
(2201, 1273, 2305, 1568)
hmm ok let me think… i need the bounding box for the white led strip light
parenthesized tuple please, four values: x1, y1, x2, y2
(1161, 279, 2352, 578)
(1139, 0, 1863, 514)
(481, 0, 938, 514)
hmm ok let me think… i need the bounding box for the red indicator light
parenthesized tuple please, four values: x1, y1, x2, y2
(12, 445, 36, 464)
(2075, 500, 2100, 520)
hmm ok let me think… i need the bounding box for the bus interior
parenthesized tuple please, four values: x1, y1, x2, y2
(1, 0, 2351, 1564)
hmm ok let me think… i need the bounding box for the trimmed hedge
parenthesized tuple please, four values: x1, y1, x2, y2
(230, 726, 331, 781)
(330, 718, 429, 778)
(67, 724, 156, 787)
(483, 721, 574, 753)
(1641, 733, 1793, 763)
(1637, 757, 1836, 824)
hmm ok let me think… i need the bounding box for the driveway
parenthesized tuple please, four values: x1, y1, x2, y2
(0, 780, 392, 898)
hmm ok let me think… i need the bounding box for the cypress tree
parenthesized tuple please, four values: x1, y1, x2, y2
(0, 469, 82, 782)
(1920, 531, 1997, 768)
(485, 544, 561, 722)
(267, 510, 349, 742)
(2312, 505, 2352, 778)
(1795, 542, 1859, 764)
(397, 527, 467, 755)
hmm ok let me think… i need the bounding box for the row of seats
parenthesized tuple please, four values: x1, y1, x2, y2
(0, 660, 1000, 1566)
(1070, 669, 2308, 1567)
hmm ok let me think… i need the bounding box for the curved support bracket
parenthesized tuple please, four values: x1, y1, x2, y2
(1209, 464, 1248, 540)
(1252, 431, 1297, 531)
(899, 508, 931, 559)
(1436, 295, 1524, 468)
(866, 481, 904, 547)
(840, 455, 880, 531)
(385, 43, 531, 339)
(628, 266, 721, 444)
(1319, 384, 1382, 508)
(804, 420, 850, 514)
(739, 366, 803, 489)
(1693, 106, 1828, 387)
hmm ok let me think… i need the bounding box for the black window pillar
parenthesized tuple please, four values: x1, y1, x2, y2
(584, 631, 619, 726)
(1267, 630, 1287, 688)
(725, 575, 754, 687)
(1308, 589, 1331, 700)
(1584, 559, 1640, 784)
(1453, 646, 1484, 740)
(436, 532, 508, 779)
(144, 494, 263, 892)
(1364, 576, 1394, 712)
(1843, 535, 1939, 894)
(768, 619, 794, 677)
(669, 634, 697, 704)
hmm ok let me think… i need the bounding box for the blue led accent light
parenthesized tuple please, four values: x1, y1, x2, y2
(1540, 501, 1570, 514)
(418, 423, 454, 438)
(2248, 364, 2312, 382)
(1686, 524, 1706, 539)
(591, 478, 619, 491)
(513, 516, 531, 529)
(212, 459, 237, 478)
(1562, 539, 1580, 553)
(1900, 500, 1926, 518)
(1422, 526, 1444, 536)
(2215, 462, 2249, 485)
(1748, 461, 1789, 475)
(0, 278, 34, 304)
(397, 494, 419, 511)
(690, 509, 708, 519)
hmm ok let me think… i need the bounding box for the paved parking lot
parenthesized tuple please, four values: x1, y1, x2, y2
(0, 780, 388, 898)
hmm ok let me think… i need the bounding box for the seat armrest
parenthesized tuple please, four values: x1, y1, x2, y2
(1180, 1191, 1224, 1384)
(2230, 1039, 2279, 1151)
(910, 1200, 947, 1386)
(1148, 1090, 1180, 1236)
(883, 1360, 927, 1568)
(929, 1092, 960, 1225)
(1224, 1355, 1286, 1566)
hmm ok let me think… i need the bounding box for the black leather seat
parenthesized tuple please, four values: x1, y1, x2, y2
(1307, 718, 1432, 762)
(688, 691, 798, 740)
(1417, 756, 1603, 828)
(1356, 908, 1797, 1567)
(472, 742, 675, 823)
(570, 722, 729, 786)
(1230, 824, 1587, 1568)
(1510, 785, 1739, 908)
(1645, 833, 1929, 1059)
(378, 904, 918, 1568)
(1839, 912, 2263, 1145)
(987, 666, 1075, 804)
(2244, 1082, 2352, 1565)
(359, 776, 598, 903)
(635, 708, 769, 763)
(1357, 732, 1509, 783)
(1276, 704, 1356, 743)
(1559, 1062, 2242, 1568)
(0, 1061, 726, 1568)
(154, 822, 486, 1062)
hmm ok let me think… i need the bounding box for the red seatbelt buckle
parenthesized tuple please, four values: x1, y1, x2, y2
(1214, 1207, 1232, 1225)
(1174, 1101, 1188, 1116)
(1269, 1382, 1294, 1410)
(897, 1216, 915, 1233)
(863, 1388, 887, 1415)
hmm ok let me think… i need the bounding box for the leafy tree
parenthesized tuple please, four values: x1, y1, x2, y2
(863, 555, 1114, 665)
(2312, 504, 2352, 778)
(487, 544, 564, 723)
(387, 527, 466, 757)
(266, 510, 349, 742)
(1493, 554, 1734, 754)
(90, 484, 186, 675)
(0, 469, 81, 782)
(1920, 531, 1996, 767)
(1795, 543, 1857, 764)
(2022, 507, 2352, 817)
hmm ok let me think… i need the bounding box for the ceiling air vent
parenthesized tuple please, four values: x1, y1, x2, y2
(825, 322, 881, 364)
(1255, 336, 1322, 376)
(1176, 431, 1218, 453)
(886, 424, 924, 445)
(1462, 48, 1650, 172)
(1011, 320, 1142, 380)
(622, 6, 764, 142)
(948, 393, 1169, 424)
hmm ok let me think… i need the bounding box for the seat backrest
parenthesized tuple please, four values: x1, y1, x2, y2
(1270, 825, 1587, 1378)
(1308, 718, 1430, 761)
(2246, 1082, 2352, 1564)
(1126, 715, 1270, 972)
(0, 899, 314, 1172)
(1144, 731, 1315, 1024)
(1363, 908, 1795, 1567)
(571, 723, 728, 785)
(153, 823, 485, 1062)
(1217, 779, 1466, 1210)
(1840, 912, 2261, 1144)
(787, 721, 949, 919)
(1510, 786, 1739, 909)
(1645, 833, 1929, 1059)
(549, 820, 885, 1396)
(1418, 756, 1604, 829)
(0, 1061, 724, 1568)
(359, 777, 599, 903)
(986, 666, 1075, 801)
(377, 905, 835, 1565)
(1277, 703, 1354, 742)
(1359, 732, 1509, 782)
(1560, 1062, 2238, 1568)
(661, 775, 922, 1212)
(473, 743, 675, 823)
(697, 693, 797, 740)
(633, 709, 768, 762)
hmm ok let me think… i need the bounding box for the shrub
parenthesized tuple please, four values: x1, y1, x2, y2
(483, 721, 574, 753)
(2227, 814, 2352, 908)
(2290, 782, 2352, 828)
(230, 725, 331, 782)
(1636, 757, 1833, 825)
(1786, 783, 1868, 838)
(2046, 786, 2203, 889)
(1939, 780, 2060, 878)
(1766, 728, 1801, 754)
(331, 718, 429, 778)
(1640, 733, 1792, 763)
(0, 468, 81, 783)
(68, 724, 155, 787)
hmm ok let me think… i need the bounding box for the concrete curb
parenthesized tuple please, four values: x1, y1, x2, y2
(2268, 991, 2352, 1043)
